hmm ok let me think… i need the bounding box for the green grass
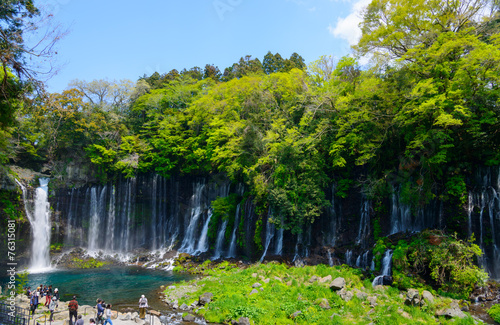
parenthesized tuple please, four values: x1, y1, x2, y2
(167, 262, 475, 324)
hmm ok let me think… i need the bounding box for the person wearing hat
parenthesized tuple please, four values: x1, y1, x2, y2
(54, 288, 60, 307)
(68, 296, 79, 325)
(29, 289, 39, 315)
(48, 295, 57, 322)
(138, 295, 148, 319)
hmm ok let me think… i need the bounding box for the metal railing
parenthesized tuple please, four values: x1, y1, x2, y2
(0, 302, 30, 325)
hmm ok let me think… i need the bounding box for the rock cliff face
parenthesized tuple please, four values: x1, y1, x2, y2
(5, 166, 500, 277)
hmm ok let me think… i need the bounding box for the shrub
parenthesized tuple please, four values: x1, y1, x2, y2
(488, 304, 500, 323)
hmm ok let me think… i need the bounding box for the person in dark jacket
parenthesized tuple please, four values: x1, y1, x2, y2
(29, 292, 39, 315)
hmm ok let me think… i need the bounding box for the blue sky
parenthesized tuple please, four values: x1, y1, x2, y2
(38, 0, 370, 93)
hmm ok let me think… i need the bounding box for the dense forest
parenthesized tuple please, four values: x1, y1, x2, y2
(1, 0, 500, 250)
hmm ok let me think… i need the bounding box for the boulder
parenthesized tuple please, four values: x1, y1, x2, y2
(329, 277, 346, 291)
(263, 278, 270, 284)
(397, 308, 412, 319)
(149, 310, 161, 317)
(356, 291, 368, 300)
(180, 303, 189, 311)
(421, 290, 434, 305)
(309, 275, 319, 283)
(120, 312, 132, 320)
(405, 289, 420, 306)
(199, 292, 213, 305)
(249, 289, 258, 295)
(320, 275, 332, 283)
(318, 298, 331, 309)
(237, 317, 251, 325)
(337, 288, 353, 302)
(134, 317, 145, 324)
(183, 313, 196, 322)
(291, 311, 302, 319)
(436, 307, 466, 319)
(368, 296, 378, 307)
(252, 282, 262, 288)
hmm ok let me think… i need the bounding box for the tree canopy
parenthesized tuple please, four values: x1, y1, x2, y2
(6, 0, 500, 234)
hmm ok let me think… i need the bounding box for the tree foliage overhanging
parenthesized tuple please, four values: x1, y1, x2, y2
(4, 0, 500, 234)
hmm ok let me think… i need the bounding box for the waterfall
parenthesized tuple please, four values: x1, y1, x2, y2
(105, 186, 116, 251)
(372, 249, 393, 286)
(467, 167, 500, 278)
(329, 184, 341, 246)
(195, 209, 213, 255)
(327, 250, 334, 266)
(356, 198, 371, 247)
(151, 174, 158, 250)
(213, 219, 228, 259)
(180, 182, 206, 254)
(260, 218, 275, 262)
(356, 250, 371, 269)
(19, 178, 52, 272)
(275, 221, 284, 255)
(88, 186, 106, 251)
(293, 233, 302, 262)
(390, 189, 412, 234)
(227, 203, 241, 258)
(345, 250, 353, 266)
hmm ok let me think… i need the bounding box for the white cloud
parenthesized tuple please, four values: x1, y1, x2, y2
(328, 0, 371, 46)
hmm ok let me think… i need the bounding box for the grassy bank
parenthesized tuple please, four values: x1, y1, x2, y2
(165, 261, 478, 325)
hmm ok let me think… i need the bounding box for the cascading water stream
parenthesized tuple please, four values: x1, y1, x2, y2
(260, 219, 275, 262)
(345, 250, 353, 266)
(356, 198, 370, 247)
(213, 219, 228, 259)
(88, 186, 106, 251)
(105, 186, 116, 251)
(179, 183, 206, 253)
(372, 249, 393, 286)
(275, 218, 284, 256)
(227, 203, 241, 258)
(195, 209, 213, 255)
(17, 178, 52, 272)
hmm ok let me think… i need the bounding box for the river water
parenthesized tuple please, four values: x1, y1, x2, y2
(2, 266, 193, 311)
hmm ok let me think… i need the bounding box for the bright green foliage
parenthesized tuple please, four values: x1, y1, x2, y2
(209, 194, 239, 244)
(488, 304, 500, 323)
(16, 270, 29, 295)
(168, 262, 473, 324)
(70, 257, 106, 269)
(10, 0, 500, 252)
(389, 231, 488, 297)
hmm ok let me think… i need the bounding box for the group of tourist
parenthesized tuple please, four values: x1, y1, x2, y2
(26, 285, 149, 325)
(67, 295, 149, 325)
(26, 284, 60, 321)
(67, 296, 114, 325)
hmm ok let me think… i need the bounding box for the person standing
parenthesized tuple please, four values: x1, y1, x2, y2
(96, 299, 104, 323)
(53, 288, 60, 308)
(138, 295, 148, 319)
(48, 296, 57, 322)
(103, 304, 113, 325)
(29, 291, 39, 315)
(68, 296, 79, 325)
